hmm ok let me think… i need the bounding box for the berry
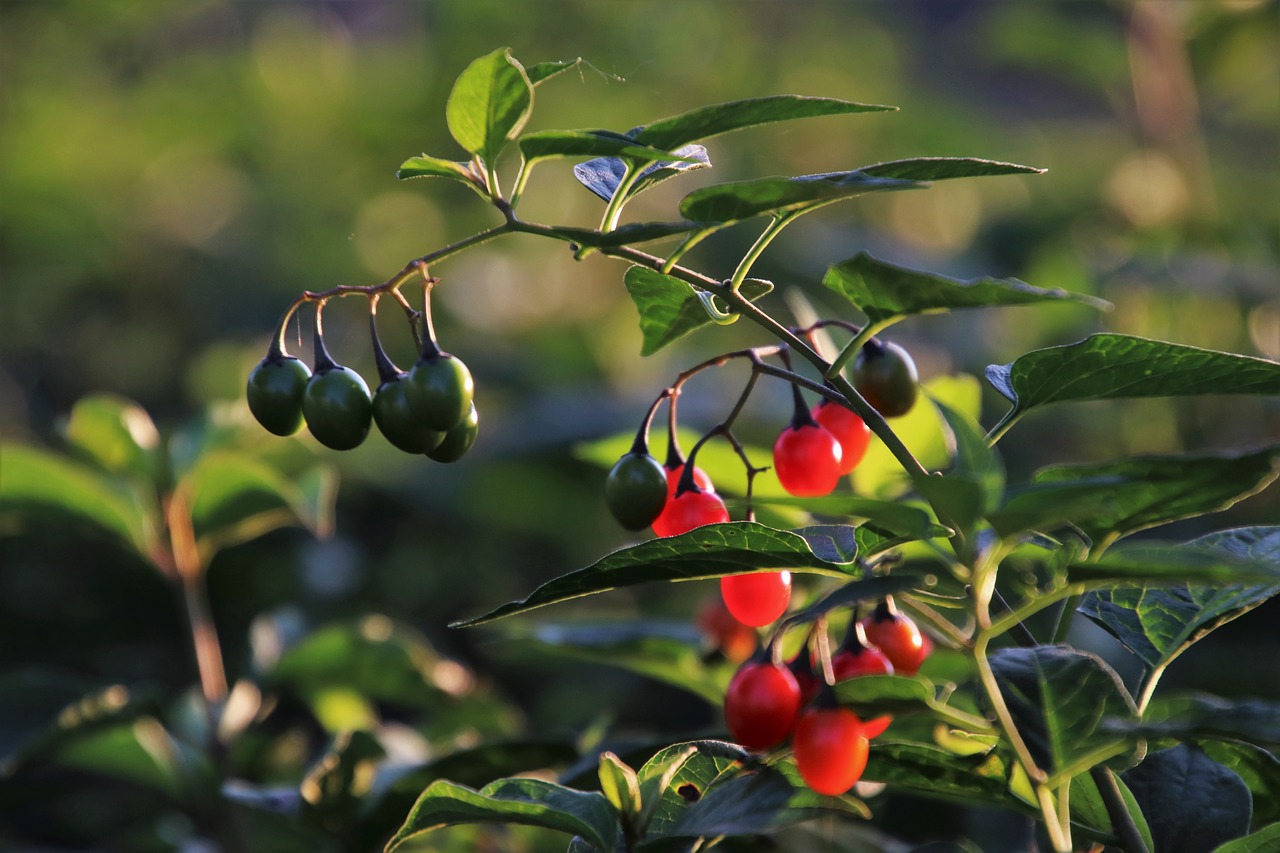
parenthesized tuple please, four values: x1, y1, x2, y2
(247, 355, 311, 436)
(793, 708, 891, 795)
(650, 464, 715, 537)
(407, 352, 474, 431)
(426, 401, 479, 463)
(859, 601, 929, 676)
(720, 571, 792, 627)
(696, 598, 758, 663)
(812, 400, 871, 475)
(831, 646, 894, 680)
(852, 340, 918, 418)
(723, 661, 802, 751)
(605, 451, 669, 530)
(373, 374, 445, 454)
(773, 422, 843, 497)
(787, 651, 821, 705)
(657, 487, 729, 537)
(303, 365, 373, 450)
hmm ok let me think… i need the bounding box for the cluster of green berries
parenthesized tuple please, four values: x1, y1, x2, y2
(723, 599, 930, 795)
(246, 302, 478, 462)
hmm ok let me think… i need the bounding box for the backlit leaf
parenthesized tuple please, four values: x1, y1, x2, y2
(445, 48, 533, 164)
(622, 266, 773, 356)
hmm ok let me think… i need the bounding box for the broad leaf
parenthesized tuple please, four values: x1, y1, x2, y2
(519, 130, 697, 165)
(1123, 744, 1252, 853)
(986, 334, 1280, 426)
(991, 448, 1280, 541)
(62, 393, 163, 482)
(1202, 740, 1280, 828)
(1108, 693, 1280, 750)
(51, 715, 214, 799)
(632, 95, 896, 151)
(622, 266, 773, 356)
(1067, 536, 1280, 586)
(920, 399, 1005, 541)
(1079, 528, 1280, 691)
(1069, 770, 1154, 851)
(857, 157, 1044, 182)
(573, 144, 710, 203)
(452, 522, 861, 627)
(862, 742, 1034, 814)
(385, 778, 619, 853)
(598, 752, 641, 820)
(679, 171, 920, 223)
(823, 251, 1107, 325)
(1215, 824, 1280, 853)
(550, 222, 703, 249)
(737, 496, 945, 540)
(0, 443, 155, 557)
(987, 646, 1138, 784)
(395, 155, 478, 186)
(445, 48, 533, 164)
(637, 741, 748, 839)
(834, 675, 994, 733)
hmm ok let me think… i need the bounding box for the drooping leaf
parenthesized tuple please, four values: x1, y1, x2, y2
(1106, 693, 1280, 750)
(823, 251, 1107, 325)
(452, 522, 861, 627)
(519, 130, 698, 165)
(573, 144, 710, 203)
(987, 645, 1138, 784)
(862, 742, 1034, 814)
(61, 393, 163, 482)
(991, 448, 1280, 541)
(1201, 740, 1280, 828)
(622, 266, 773, 356)
(1067, 535, 1280, 586)
(0, 443, 156, 557)
(445, 48, 534, 165)
(986, 334, 1280, 428)
(834, 675, 994, 733)
(919, 398, 1005, 541)
(632, 95, 896, 151)
(728, 496, 946, 541)
(550, 221, 703, 249)
(679, 171, 921, 224)
(395, 155, 478, 187)
(1122, 744, 1252, 853)
(857, 157, 1044, 182)
(385, 777, 619, 853)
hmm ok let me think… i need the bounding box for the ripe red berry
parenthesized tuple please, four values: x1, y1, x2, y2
(811, 400, 871, 475)
(651, 464, 715, 537)
(720, 571, 792, 627)
(793, 709, 891, 795)
(832, 646, 894, 680)
(860, 603, 929, 676)
(723, 661, 802, 751)
(655, 487, 729, 537)
(773, 423, 843, 497)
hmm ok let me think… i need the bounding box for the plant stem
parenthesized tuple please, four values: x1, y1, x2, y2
(1091, 766, 1150, 853)
(600, 163, 641, 232)
(728, 213, 794, 293)
(827, 319, 891, 378)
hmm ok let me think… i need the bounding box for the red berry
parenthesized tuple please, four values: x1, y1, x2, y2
(654, 487, 729, 537)
(832, 646, 894, 680)
(651, 464, 715, 537)
(724, 661, 802, 751)
(812, 401, 871, 475)
(860, 606, 929, 676)
(793, 709, 891, 795)
(787, 652, 821, 706)
(720, 571, 792, 627)
(696, 598, 758, 663)
(773, 423, 842, 497)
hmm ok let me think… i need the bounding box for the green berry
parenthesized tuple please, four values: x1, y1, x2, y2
(373, 375, 445, 454)
(426, 401, 478, 463)
(853, 340, 918, 418)
(303, 365, 373, 450)
(246, 355, 311, 436)
(407, 353, 474, 431)
(605, 451, 669, 530)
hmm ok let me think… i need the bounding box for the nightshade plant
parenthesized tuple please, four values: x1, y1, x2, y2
(4, 47, 1280, 853)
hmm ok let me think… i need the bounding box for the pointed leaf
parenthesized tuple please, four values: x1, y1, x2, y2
(0, 443, 154, 557)
(1107, 693, 1280, 750)
(395, 155, 478, 186)
(733, 496, 946, 540)
(1203, 740, 1280, 828)
(573, 144, 710, 203)
(863, 742, 1034, 814)
(385, 777, 619, 853)
(920, 398, 1005, 539)
(526, 58, 583, 86)
(857, 157, 1044, 182)
(987, 645, 1138, 784)
(823, 251, 1107, 325)
(986, 334, 1280, 425)
(598, 752, 641, 819)
(1214, 824, 1280, 853)
(445, 48, 533, 164)
(550, 221, 702, 249)
(991, 448, 1280, 540)
(632, 95, 896, 151)
(1068, 535, 1280, 586)
(834, 675, 994, 733)
(1122, 744, 1252, 853)
(452, 522, 860, 627)
(623, 266, 773, 356)
(679, 171, 921, 223)
(781, 575, 924, 629)
(519, 130, 698, 165)
(637, 741, 748, 838)
(62, 393, 163, 482)
(1069, 768, 1154, 850)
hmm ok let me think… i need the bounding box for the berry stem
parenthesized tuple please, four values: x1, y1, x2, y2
(630, 390, 670, 456)
(418, 277, 444, 359)
(312, 301, 339, 372)
(368, 297, 403, 384)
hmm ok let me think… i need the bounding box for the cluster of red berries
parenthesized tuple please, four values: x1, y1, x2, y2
(247, 300, 478, 462)
(723, 600, 930, 795)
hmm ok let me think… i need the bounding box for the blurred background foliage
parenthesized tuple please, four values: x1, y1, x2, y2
(1, 0, 1277, 849)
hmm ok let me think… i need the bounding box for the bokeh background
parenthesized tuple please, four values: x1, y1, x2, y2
(2, 0, 1277, 849)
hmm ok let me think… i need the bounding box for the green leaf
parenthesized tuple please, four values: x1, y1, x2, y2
(549, 222, 703, 249)
(573, 145, 711, 203)
(0, 443, 155, 557)
(1214, 824, 1280, 853)
(1069, 770, 1155, 851)
(3, 682, 156, 772)
(637, 740, 748, 839)
(452, 522, 860, 627)
(395, 155, 479, 187)
(182, 451, 336, 560)
(823, 251, 1107, 326)
(862, 742, 1034, 814)
(991, 448, 1280, 541)
(52, 715, 214, 800)
(987, 645, 1138, 784)
(385, 777, 619, 853)
(632, 95, 896, 151)
(987, 334, 1280, 427)
(857, 157, 1044, 182)
(300, 730, 385, 833)
(834, 675, 994, 733)
(735, 495, 946, 541)
(1109, 693, 1280, 750)
(61, 393, 163, 482)
(920, 398, 1005, 541)
(622, 266, 773, 356)
(445, 48, 534, 164)
(518, 130, 699, 165)
(781, 575, 926, 629)
(1079, 528, 1280, 693)
(525, 58, 583, 86)
(1202, 740, 1280, 828)
(598, 752, 641, 820)
(1067, 536, 1280, 586)
(679, 171, 921, 224)
(1122, 744, 1252, 853)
